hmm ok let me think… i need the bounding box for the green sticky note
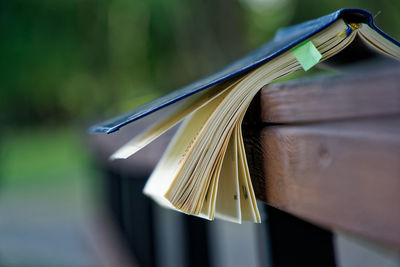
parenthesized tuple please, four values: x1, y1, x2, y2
(291, 40, 322, 71)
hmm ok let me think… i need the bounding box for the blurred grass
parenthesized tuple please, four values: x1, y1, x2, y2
(0, 126, 97, 209)
(1, 1, 399, 126)
(0, 126, 100, 266)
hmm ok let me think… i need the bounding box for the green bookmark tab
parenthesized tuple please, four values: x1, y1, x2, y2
(291, 40, 322, 71)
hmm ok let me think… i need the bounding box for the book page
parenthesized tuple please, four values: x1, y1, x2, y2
(199, 126, 237, 218)
(214, 130, 241, 223)
(237, 124, 261, 223)
(358, 25, 400, 60)
(198, 162, 219, 220)
(110, 78, 243, 160)
(143, 88, 230, 211)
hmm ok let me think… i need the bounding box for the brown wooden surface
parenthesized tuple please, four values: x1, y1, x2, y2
(248, 63, 400, 248)
(261, 63, 400, 123)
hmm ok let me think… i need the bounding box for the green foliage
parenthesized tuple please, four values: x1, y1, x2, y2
(1, 0, 399, 126)
(0, 127, 92, 189)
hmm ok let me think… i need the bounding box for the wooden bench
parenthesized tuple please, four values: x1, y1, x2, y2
(88, 60, 400, 267)
(245, 61, 400, 249)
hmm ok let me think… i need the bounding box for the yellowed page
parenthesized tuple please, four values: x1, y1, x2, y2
(198, 165, 219, 220)
(197, 125, 236, 217)
(143, 89, 230, 211)
(358, 25, 400, 60)
(110, 79, 243, 160)
(202, 139, 232, 219)
(214, 130, 241, 223)
(236, 124, 261, 222)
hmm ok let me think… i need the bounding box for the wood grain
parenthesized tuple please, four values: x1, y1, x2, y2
(244, 63, 400, 247)
(260, 65, 400, 123)
(249, 117, 400, 247)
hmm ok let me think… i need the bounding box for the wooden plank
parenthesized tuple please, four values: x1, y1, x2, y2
(260, 65, 400, 123)
(248, 117, 400, 248)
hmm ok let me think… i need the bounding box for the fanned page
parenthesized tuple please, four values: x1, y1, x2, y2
(143, 87, 233, 209)
(214, 130, 241, 223)
(357, 24, 400, 60)
(162, 19, 356, 218)
(110, 78, 244, 160)
(115, 18, 400, 223)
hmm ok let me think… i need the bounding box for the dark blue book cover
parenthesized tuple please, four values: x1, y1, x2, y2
(89, 8, 400, 134)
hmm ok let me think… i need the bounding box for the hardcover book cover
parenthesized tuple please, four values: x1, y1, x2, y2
(89, 8, 400, 134)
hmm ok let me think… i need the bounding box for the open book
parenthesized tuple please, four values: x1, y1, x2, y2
(90, 9, 400, 223)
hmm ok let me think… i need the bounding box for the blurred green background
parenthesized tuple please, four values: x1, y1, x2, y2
(0, 0, 399, 265)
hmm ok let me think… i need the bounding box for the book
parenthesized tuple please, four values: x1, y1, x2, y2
(90, 9, 400, 223)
